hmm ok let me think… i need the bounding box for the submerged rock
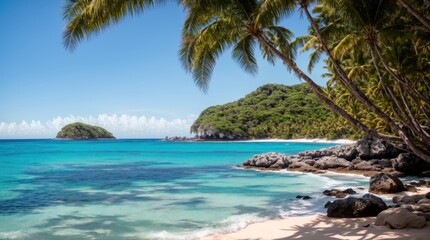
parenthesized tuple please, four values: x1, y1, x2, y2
(369, 173, 405, 194)
(327, 194, 387, 218)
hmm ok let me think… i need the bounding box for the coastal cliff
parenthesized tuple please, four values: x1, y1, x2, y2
(191, 84, 358, 140)
(56, 122, 115, 140)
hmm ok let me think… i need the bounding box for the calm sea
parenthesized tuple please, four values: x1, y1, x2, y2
(0, 139, 368, 239)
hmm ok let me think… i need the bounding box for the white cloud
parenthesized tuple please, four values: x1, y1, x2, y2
(0, 114, 197, 139)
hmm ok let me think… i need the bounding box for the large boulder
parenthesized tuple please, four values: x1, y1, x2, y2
(375, 208, 426, 229)
(369, 173, 406, 194)
(327, 194, 388, 218)
(243, 152, 288, 168)
(356, 138, 400, 160)
(314, 156, 352, 169)
(392, 153, 430, 174)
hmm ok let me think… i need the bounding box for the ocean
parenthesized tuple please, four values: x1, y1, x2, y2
(0, 139, 369, 240)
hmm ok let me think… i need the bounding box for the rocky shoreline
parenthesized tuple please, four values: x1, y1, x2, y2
(242, 137, 430, 177)
(240, 137, 430, 230)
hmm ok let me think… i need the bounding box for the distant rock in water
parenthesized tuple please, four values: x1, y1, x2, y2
(56, 122, 115, 140)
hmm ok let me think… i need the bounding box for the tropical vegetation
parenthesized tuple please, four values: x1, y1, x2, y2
(56, 122, 115, 139)
(191, 83, 358, 139)
(62, 0, 430, 163)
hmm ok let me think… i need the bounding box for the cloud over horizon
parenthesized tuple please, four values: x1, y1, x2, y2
(0, 114, 196, 139)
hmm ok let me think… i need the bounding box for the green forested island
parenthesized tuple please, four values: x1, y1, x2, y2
(191, 84, 358, 140)
(56, 122, 115, 140)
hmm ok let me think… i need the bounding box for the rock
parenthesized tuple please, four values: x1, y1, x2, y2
(369, 173, 405, 194)
(323, 188, 357, 198)
(418, 199, 430, 204)
(395, 195, 426, 204)
(324, 201, 332, 208)
(354, 161, 377, 171)
(314, 156, 353, 170)
(426, 192, 430, 199)
(418, 204, 430, 212)
(327, 194, 388, 218)
(405, 184, 418, 192)
(416, 212, 430, 221)
(243, 152, 287, 168)
(296, 195, 312, 200)
(343, 188, 357, 194)
(392, 153, 430, 174)
(356, 138, 400, 160)
(351, 159, 363, 164)
(375, 208, 426, 229)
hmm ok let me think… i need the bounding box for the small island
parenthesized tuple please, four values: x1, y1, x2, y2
(56, 122, 115, 140)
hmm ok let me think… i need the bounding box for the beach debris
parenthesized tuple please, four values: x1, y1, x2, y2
(327, 194, 387, 218)
(369, 173, 406, 194)
(375, 208, 426, 229)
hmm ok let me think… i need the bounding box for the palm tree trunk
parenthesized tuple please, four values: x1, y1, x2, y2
(299, 2, 403, 134)
(373, 44, 430, 106)
(300, 1, 430, 162)
(256, 32, 400, 142)
(369, 45, 430, 162)
(371, 43, 430, 143)
(398, 0, 430, 30)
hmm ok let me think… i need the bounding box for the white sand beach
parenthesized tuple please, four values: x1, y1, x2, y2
(202, 187, 430, 240)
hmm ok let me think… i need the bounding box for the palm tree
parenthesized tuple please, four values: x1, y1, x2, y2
(179, 0, 386, 138)
(62, 0, 430, 162)
(296, 0, 430, 161)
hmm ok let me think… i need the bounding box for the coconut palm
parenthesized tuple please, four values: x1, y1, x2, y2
(179, 0, 385, 138)
(62, 0, 430, 162)
(295, 0, 430, 161)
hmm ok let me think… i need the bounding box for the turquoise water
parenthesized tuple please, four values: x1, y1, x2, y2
(0, 139, 369, 240)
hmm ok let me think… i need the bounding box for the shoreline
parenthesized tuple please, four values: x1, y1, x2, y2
(239, 138, 356, 144)
(202, 186, 430, 240)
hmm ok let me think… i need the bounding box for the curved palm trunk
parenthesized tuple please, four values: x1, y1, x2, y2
(368, 45, 430, 163)
(299, 2, 403, 134)
(300, 1, 430, 162)
(371, 43, 430, 143)
(398, 0, 430, 30)
(373, 44, 430, 107)
(256, 33, 400, 142)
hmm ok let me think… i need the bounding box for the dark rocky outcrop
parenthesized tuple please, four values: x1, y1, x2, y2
(56, 122, 115, 140)
(296, 195, 312, 200)
(369, 173, 406, 194)
(323, 188, 357, 198)
(327, 194, 388, 218)
(242, 137, 430, 176)
(392, 153, 430, 175)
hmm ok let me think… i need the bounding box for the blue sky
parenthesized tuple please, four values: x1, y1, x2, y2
(0, 1, 327, 138)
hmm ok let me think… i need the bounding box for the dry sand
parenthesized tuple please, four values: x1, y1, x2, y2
(202, 187, 430, 240)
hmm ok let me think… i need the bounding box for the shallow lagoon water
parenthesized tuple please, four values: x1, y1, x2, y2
(0, 139, 368, 239)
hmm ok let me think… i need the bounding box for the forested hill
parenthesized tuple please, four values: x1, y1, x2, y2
(191, 83, 358, 140)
